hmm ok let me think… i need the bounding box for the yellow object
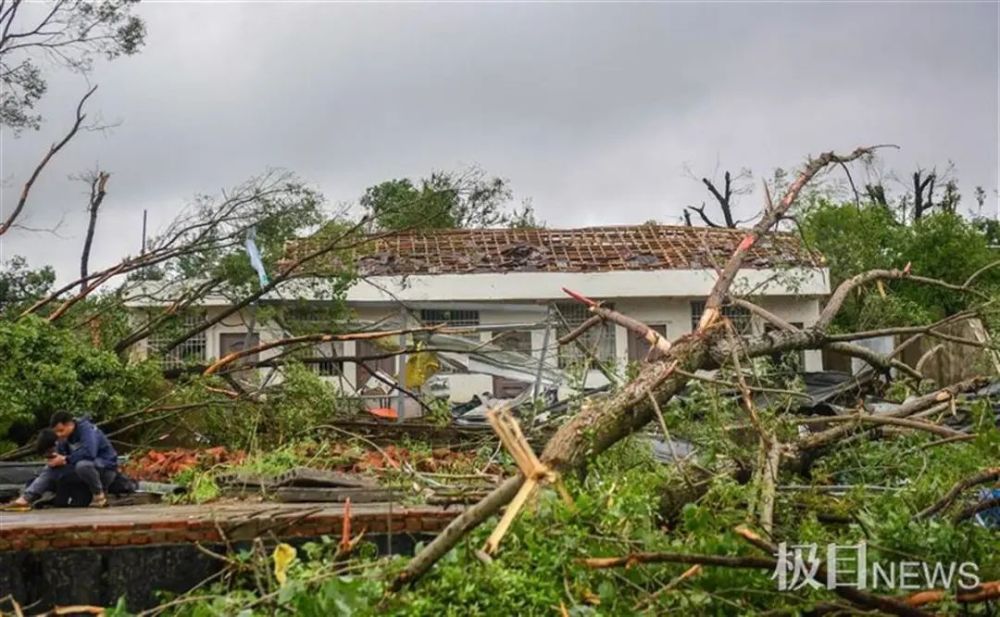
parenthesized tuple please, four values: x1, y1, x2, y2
(272, 543, 297, 586)
(482, 406, 574, 555)
(405, 343, 440, 388)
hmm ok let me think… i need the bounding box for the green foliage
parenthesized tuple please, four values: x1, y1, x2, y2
(1, 0, 146, 132)
(160, 364, 350, 452)
(800, 202, 1000, 330)
(0, 315, 163, 451)
(170, 468, 221, 504)
(254, 363, 347, 445)
(361, 166, 536, 231)
(120, 410, 1000, 616)
(168, 178, 327, 290)
(0, 256, 53, 316)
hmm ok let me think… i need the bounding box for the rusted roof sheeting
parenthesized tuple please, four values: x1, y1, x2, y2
(286, 225, 821, 276)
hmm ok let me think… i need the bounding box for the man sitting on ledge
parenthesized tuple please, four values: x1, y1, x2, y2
(12, 411, 119, 508)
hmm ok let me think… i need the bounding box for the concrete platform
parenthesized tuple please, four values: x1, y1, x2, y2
(0, 501, 463, 611)
(0, 500, 462, 551)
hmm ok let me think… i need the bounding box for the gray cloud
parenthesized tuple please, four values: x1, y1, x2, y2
(1, 2, 997, 280)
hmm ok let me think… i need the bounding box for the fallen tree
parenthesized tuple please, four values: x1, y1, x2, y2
(390, 145, 999, 616)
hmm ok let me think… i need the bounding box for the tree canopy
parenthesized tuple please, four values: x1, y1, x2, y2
(360, 166, 540, 231)
(0, 0, 146, 132)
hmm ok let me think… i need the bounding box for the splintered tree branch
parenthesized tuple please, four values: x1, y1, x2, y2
(905, 580, 1000, 608)
(562, 288, 671, 356)
(580, 551, 775, 570)
(79, 171, 109, 293)
(201, 325, 447, 375)
(914, 467, 1000, 520)
(795, 377, 986, 452)
(699, 147, 883, 332)
(392, 146, 884, 590)
(793, 414, 967, 440)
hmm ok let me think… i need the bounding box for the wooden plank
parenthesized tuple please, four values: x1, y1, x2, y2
(213, 470, 274, 489)
(273, 467, 378, 489)
(272, 486, 395, 503)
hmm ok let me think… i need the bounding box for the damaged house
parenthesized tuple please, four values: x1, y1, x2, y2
(126, 224, 829, 415)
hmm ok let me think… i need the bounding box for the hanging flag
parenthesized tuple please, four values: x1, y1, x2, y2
(244, 228, 269, 288)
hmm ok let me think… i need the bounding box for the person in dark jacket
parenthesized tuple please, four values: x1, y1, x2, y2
(12, 411, 119, 508)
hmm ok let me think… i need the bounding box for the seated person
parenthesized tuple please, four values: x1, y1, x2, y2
(12, 411, 120, 508)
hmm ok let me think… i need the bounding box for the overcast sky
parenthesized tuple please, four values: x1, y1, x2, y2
(1, 1, 997, 282)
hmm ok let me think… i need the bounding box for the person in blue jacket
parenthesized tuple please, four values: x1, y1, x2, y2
(13, 411, 119, 508)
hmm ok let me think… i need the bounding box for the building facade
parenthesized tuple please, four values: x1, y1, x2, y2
(129, 225, 830, 407)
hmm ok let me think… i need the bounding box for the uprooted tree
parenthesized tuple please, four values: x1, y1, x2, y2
(389, 145, 1000, 614)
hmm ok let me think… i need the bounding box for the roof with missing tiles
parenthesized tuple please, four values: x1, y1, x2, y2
(284, 225, 822, 277)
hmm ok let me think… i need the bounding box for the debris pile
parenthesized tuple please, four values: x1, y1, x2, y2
(124, 447, 244, 482)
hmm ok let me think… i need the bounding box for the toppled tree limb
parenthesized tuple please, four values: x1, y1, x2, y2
(793, 414, 967, 440)
(951, 496, 1000, 524)
(758, 438, 781, 534)
(825, 341, 923, 380)
(393, 474, 523, 588)
(580, 551, 775, 570)
(795, 378, 986, 452)
(392, 146, 886, 590)
(21, 174, 309, 319)
(914, 467, 1000, 520)
(585, 529, 934, 616)
(201, 325, 446, 375)
(633, 564, 701, 610)
(562, 287, 671, 356)
(731, 296, 921, 378)
(904, 580, 1000, 607)
(672, 368, 811, 399)
(734, 527, 931, 617)
(557, 315, 602, 345)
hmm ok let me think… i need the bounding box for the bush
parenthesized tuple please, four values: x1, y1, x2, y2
(0, 315, 163, 451)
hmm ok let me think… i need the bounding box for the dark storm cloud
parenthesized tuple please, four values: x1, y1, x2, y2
(1, 2, 997, 280)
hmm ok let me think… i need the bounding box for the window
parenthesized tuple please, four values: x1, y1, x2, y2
(305, 342, 342, 377)
(492, 329, 534, 356)
(690, 300, 752, 334)
(420, 308, 480, 328)
(284, 306, 338, 334)
(420, 308, 480, 340)
(555, 302, 616, 368)
(147, 311, 207, 369)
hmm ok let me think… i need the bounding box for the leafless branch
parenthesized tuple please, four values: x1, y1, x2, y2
(0, 85, 96, 236)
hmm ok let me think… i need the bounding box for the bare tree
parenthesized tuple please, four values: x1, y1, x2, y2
(684, 168, 754, 228)
(0, 85, 96, 237)
(79, 170, 109, 292)
(912, 168, 936, 220)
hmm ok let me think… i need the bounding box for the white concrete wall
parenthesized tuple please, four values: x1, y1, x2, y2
(336, 268, 829, 302)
